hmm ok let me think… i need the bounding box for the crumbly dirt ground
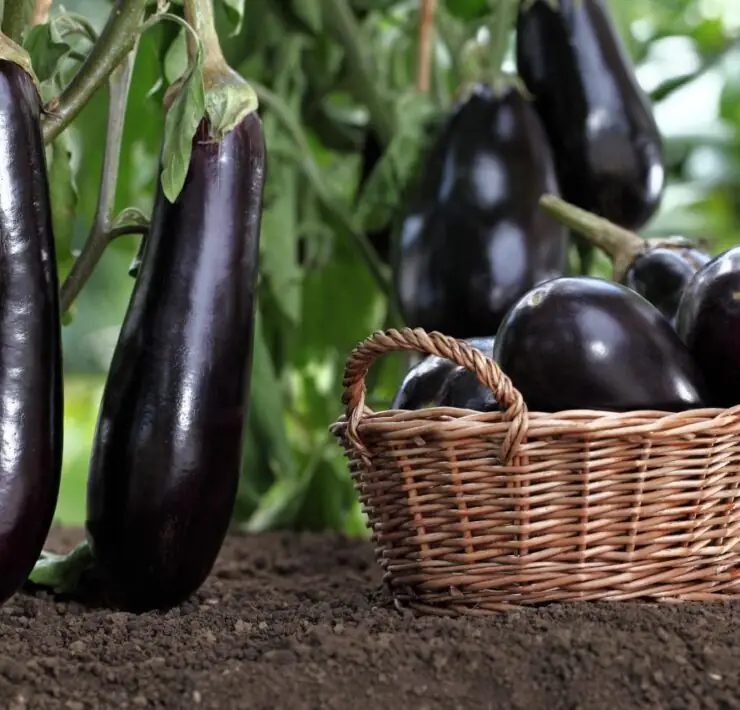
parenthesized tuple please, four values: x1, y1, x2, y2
(1, 527, 739, 709)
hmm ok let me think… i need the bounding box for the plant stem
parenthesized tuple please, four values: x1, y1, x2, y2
(539, 194, 695, 282)
(41, 0, 147, 144)
(31, 0, 51, 27)
(2, 0, 31, 43)
(489, 0, 517, 86)
(182, 0, 225, 70)
(60, 41, 138, 313)
(322, 0, 395, 147)
(416, 0, 436, 93)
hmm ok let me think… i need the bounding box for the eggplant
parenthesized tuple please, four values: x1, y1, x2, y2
(394, 82, 568, 339)
(391, 336, 494, 409)
(492, 277, 707, 413)
(625, 247, 711, 323)
(539, 194, 710, 323)
(0, 59, 63, 604)
(437, 366, 499, 411)
(516, 0, 665, 235)
(85, 111, 265, 611)
(675, 247, 740, 407)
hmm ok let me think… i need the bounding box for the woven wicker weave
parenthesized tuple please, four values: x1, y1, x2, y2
(330, 327, 740, 615)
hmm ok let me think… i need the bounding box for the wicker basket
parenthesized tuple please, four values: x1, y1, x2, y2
(330, 327, 740, 616)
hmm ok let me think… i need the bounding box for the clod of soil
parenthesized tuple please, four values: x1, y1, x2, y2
(1, 527, 739, 709)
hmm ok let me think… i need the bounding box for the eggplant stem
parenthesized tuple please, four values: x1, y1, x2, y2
(182, 0, 225, 73)
(27, 540, 94, 594)
(489, 0, 518, 90)
(41, 0, 148, 145)
(60, 40, 138, 313)
(539, 193, 647, 282)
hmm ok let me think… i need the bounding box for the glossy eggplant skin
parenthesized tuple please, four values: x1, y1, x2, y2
(437, 366, 500, 411)
(391, 337, 494, 410)
(625, 247, 711, 323)
(675, 247, 740, 407)
(394, 82, 568, 339)
(86, 114, 265, 611)
(492, 277, 707, 413)
(0, 61, 63, 605)
(516, 0, 665, 231)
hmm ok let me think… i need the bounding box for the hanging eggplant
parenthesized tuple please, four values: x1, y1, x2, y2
(394, 82, 568, 339)
(517, 0, 666, 272)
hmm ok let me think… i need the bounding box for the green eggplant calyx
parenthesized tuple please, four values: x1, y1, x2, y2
(0, 32, 41, 98)
(26, 540, 94, 595)
(538, 193, 693, 284)
(202, 66, 259, 141)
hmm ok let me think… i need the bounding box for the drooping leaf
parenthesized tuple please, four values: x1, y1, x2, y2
(163, 27, 187, 85)
(160, 42, 205, 203)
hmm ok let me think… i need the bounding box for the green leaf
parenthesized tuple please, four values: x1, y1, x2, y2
(48, 131, 78, 278)
(26, 540, 93, 594)
(23, 22, 69, 83)
(355, 91, 438, 232)
(160, 44, 205, 203)
(248, 307, 295, 479)
(291, 0, 321, 34)
(163, 27, 187, 86)
(111, 207, 150, 230)
(220, 0, 245, 35)
(49, 12, 99, 45)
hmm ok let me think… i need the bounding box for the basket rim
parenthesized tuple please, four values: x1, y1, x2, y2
(331, 404, 740, 441)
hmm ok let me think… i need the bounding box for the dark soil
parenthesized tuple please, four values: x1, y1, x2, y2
(1, 527, 739, 710)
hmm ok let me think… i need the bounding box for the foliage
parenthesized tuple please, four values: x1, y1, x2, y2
(17, 0, 740, 535)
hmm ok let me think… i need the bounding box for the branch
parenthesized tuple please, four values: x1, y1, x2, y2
(416, 0, 436, 93)
(322, 0, 395, 147)
(41, 0, 148, 144)
(60, 41, 138, 313)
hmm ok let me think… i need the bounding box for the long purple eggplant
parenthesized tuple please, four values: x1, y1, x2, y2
(85, 112, 266, 611)
(0, 58, 63, 604)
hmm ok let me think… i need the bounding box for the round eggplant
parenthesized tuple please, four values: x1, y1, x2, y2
(492, 277, 707, 413)
(675, 246, 740, 407)
(625, 247, 711, 323)
(437, 366, 500, 411)
(391, 336, 494, 409)
(517, 0, 665, 232)
(0, 59, 63, 605)
(85, 112, 265, 611)
(394, 82, 568, 339)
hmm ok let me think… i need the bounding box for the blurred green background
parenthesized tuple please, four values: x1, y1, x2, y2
(46, 0, 740, 532)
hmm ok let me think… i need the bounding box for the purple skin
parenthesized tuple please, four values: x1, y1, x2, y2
(492, 277, 707, 413)
(625, 247, 712, 324)
(85, 113, 266, 612)
(0, 60, 63, 605)
(675, 246, 740, 407)
(391, 337, 495, 410)
(394, 82, 568, 339)
(516, 0, 665, 231)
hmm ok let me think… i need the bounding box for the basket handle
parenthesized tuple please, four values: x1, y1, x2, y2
(341, 327, 529, 465)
